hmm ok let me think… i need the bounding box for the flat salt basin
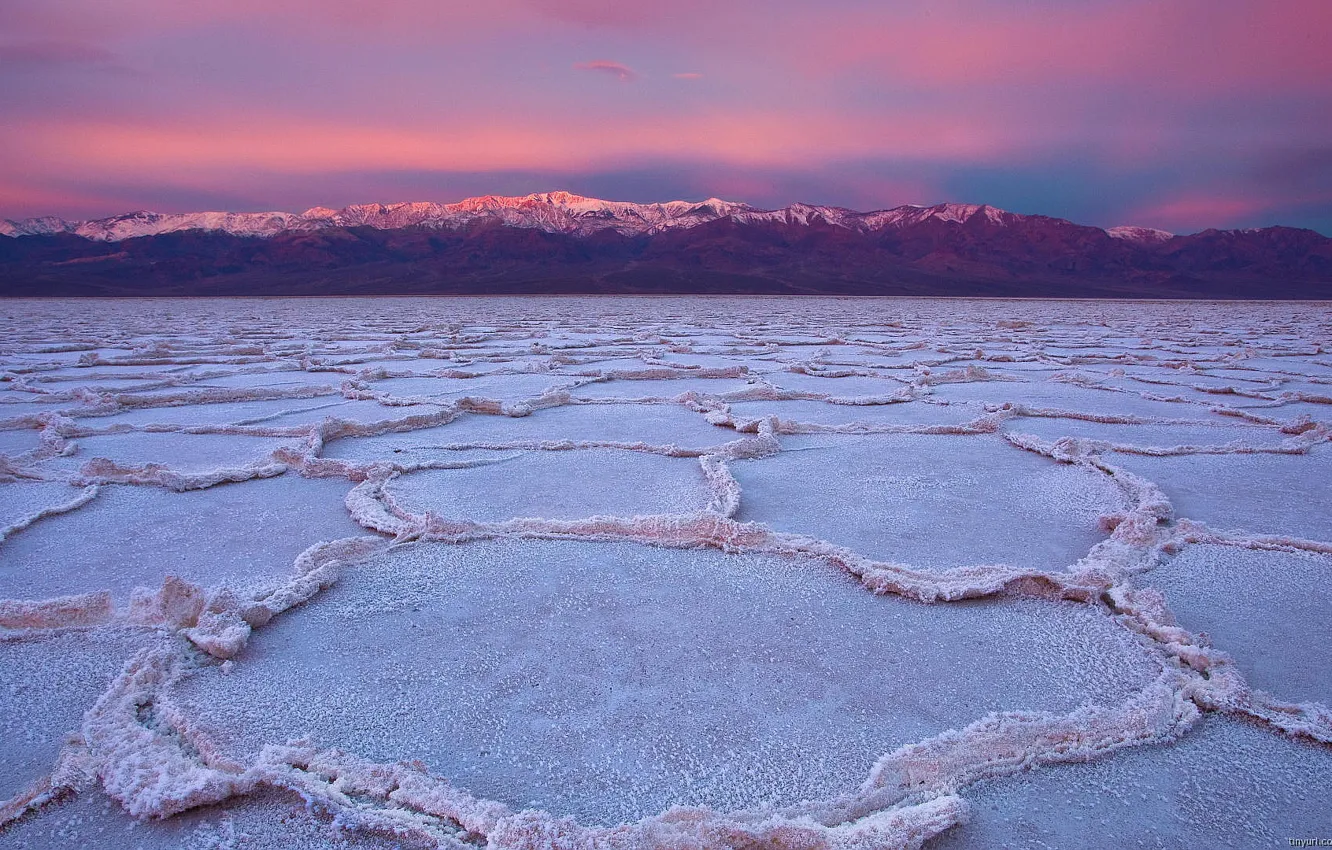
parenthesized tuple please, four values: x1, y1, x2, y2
(0, 401, 80, 423)
(726, 398, 981, 428)
(321, 403, 735, 458)
(999, 416, 1292, 450)
(366, 373, 580, 402)
(932, 715, 1332, 849)
(171, 538, 1160, 826)
(0, 427, 41, 457)
(385, 449, 711, 521)
(1106, 446, 1332, 541)
(20, 375, 169, 392)
(733, 433, 1127, 571)
(71, 397, 350, 429)
(925, 378, 1237, 421)
(0, 786, 405, 850)
(69, 431, 296, 472)
(188, 370, 357, 389)
(569, 377, 757, 399)
(762, 372, 909, 397)
(1139, 544, 1332, 705)
(0, 627, 173, 802)
(0, 481, 90, 530)
(74, 398, 443, 430)
(0, 476, 363, 602)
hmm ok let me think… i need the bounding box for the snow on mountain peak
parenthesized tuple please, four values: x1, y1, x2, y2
(1106, 225, 1175, 244)
(1, 193, 1154, 244)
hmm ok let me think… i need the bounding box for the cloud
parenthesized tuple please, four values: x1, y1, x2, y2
(522, 0, 728, 30)
(786, 0, 1332, 93)
(0, 0, 1328, 234)
(1122, 193, 1277, 233)
(0, 41, 122, 69)
(573, 60, 637, 82)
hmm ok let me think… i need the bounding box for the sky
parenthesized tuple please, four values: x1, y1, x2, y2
(1, 0, 1330, 234)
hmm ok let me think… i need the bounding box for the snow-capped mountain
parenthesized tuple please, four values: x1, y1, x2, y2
(1, 191, 1168, 242)
(4, 191, 1328, 299)
(1106, 225, 1174, 244)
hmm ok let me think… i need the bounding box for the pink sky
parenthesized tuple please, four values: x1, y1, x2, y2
(1, 0, 1329, 233)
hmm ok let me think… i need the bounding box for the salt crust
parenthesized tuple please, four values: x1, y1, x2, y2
(0, 298, 1329, 849)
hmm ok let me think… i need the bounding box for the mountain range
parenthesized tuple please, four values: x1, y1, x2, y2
(2, 192, 1329, 298)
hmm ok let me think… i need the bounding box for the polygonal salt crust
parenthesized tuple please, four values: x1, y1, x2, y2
(1139, 544, 1332, 705)
(77, 399, 443, 430)
(367, 373, 580, 402)
(322, 404, 734, 457)
(569, 378, 756, 400)
(0, 786, 404, 850)
(1241, 357, 1332, 377)
(549, 357, 666, 375)
(1000, 416, 1291, 449)
(0, 427, 41, 458)
(762, 373, 908, 396)
(931, 716, 1332, 849)
(73, 397, 348, 429)
(0, 476, 364, 602)
(1107, 447, 1332, 541)
(645, 352, 763, 370)
(1202, 366, 1295, 383)
(193, 370, 358, 389)
(1093, 375, 1281, 408)
(169, 539, 1161, 826)
(733, 434, 1127, 571)
(1259, 400, 1332, 426)
(0, 627, 174, 802)
(29, 376, 168, 392)
(385, 449, 710, 521)
(925, 379, 1231, 421)
(0, 402, 78, 423)
(0, 482, 90, 531)
(70, 432, 297, 473)
(1277, 379, 1332, 400)
(727, 398, 980, 428)
(848, 352, 956, 370)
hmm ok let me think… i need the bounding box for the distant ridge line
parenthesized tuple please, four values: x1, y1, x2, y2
(2, 191, 1329, 298)
(3, 191, 1179, 243)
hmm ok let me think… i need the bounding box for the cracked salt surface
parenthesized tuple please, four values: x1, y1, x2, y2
(1, 477, 363, 601)
(1109, 448, 1332, 541)
(733, 434, 1127, 571)
(727, 398, 981, 429)
(170, 540, 1158, 826)
(1142, 545, 1332, 705)
(69, 432, 296, 473)
(0, 296, 1329, 849)
(0, 627, 175, 801)
(999, 416, 1293, 450)
(931, 716, 1332, 849)
(385, 450, 711, 521)
(0, 786, 405, 850)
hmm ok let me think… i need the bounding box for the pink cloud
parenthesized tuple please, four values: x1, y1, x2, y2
(572, 60, 637, 82)
(0, 0, 526, 47)
(2, 0, 1327, 230)
(3, 99, 1022, 188)
(520, 0, 724, 30)
(1124, 194, 1277, 232)
(0, 41, 121, 68)
(788, 0, 1332, 93)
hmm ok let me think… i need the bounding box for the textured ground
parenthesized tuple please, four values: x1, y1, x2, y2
(0, 296, 1329, 849)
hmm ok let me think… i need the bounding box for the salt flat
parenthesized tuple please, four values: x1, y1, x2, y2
(0, 296, 1328, 849)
